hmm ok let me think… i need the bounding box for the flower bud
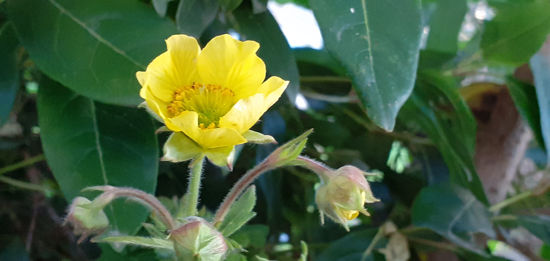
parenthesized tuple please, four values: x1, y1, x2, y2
(169, 216, 227, 261)
(65, 197, 109, 243)
(315, 165, 379, 230)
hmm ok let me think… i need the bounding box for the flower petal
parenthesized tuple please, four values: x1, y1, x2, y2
(165, 35, 201, 86)
(165, 111, 200, 136)
(162, 132, 202, 163)
(140, 87, 166, 119)
(197, 34, 266, 99)
(197, 128, 247, 149)
(166, 111, 246, 149)
(219, 76, 288, 133)
(137, 35, 200, 102)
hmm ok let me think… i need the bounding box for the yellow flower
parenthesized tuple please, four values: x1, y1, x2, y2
(315, 166, 379, 230)
(137, 34, 288, 167)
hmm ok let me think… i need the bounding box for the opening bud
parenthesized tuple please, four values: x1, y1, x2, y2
(64, 196, 109, 243)
(315, 165, 379, 230)
(169, 216, 227, 261)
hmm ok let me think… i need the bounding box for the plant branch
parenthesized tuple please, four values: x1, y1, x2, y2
(489, 191, 532, 213)
(87, 186, 176, 230)
(213, 161, 272, 226)
(300, 76, 352, 83)
(294, 156, 333, 182)
(0, 154, 45, 177)
(340, 108, 433, 146)
(0, 176, 51, 194)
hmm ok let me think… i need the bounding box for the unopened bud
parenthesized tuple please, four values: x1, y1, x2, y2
(266, 129, 312, 168)
(169, 216, 227, 261)
(315, 165, 379, 230)
(65, 197, 109, 243)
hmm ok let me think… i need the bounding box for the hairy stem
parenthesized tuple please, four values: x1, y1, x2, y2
(91, 186, 176, 230)
(213, 161, 271, 226)
(214, 156, 333, 226)
(294, 156, 333, 182)
(183, 156, 204, 217)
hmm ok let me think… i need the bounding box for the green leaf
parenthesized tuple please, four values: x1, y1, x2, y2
(530, 45, 550, 163)
(152, 0, 173, 17)
(0, 239, 30, 261)
(517, 215, 550, 245)
(412, 183, 495, 254)
(400, 72, 488, 204)
(218, 186, 257, 237)
(0, 23, 19, 126)
(293, 47, 346, 75)
(176, 0, 219, 37)
(482, 0, 550, 65)
(219, 0, 243, 12)
(7, 0, 177, 105)
(37, 78, 159, 235)
(95, 236, 174, 250)
(426, 0, 467, 54)
(507, 78, 546, 150)
(232, 7, 300, 102)
(230, 224, 269, 248)
(317, 229, 381, 261)
(310, 0, 422, 131)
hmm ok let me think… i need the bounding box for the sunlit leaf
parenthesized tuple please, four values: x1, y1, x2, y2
(310, 0, 422, 130)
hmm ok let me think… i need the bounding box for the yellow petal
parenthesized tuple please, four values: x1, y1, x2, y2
(142, 87, 171, 123)
(165, 110, 200, 136)
(166, 111, 246, 149)
(197, 34, 266, 99)
(139, 52, 179, 102)
(197, 128, 247, 149)
(162, 132, 202, 163)
(219, 76, 288, 133)
(242, 130, 277, 144)
(204, 146, 235, 167)
(165, 35, 201, 86)
(137, 35, 201, 102)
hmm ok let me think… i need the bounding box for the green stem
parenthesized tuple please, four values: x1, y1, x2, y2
(341, 108, 433, 146)
(491, 214, 517, 222)
(0, 176, 51, 194)
(300, 76, 352, 83)
(362, 227, 384, 260)
(0, 154, 45, 177)
(407, 237, 458, 251)
(183, 156, 204, 217)
(489, 191, 532, 212)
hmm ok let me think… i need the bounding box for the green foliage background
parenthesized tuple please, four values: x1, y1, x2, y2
(0, 0, 549, 260)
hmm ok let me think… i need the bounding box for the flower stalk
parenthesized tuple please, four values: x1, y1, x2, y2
(183, 156, 205, 217)
(214, 130, 313, 226)
(213, 160, 271, 226)
(84, 186, 176, 230)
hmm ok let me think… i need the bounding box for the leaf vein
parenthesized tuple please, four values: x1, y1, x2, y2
(48, 0, 146, 69)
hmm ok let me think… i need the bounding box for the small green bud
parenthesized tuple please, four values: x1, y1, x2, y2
(65, 197, 109, 243)
(169, 216, 227, 261)
(315, 165, 379, 230)
(266, 129, 312, 168)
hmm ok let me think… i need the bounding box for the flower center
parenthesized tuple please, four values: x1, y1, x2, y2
(340, 209, 360, 220)
(167, 83, 236, 129)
